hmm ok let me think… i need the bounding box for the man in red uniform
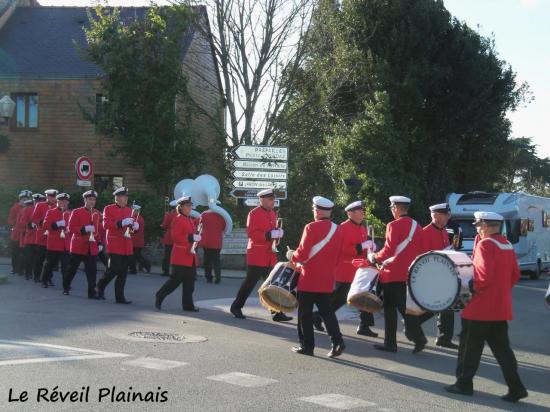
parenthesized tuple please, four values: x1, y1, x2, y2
(289, 196, 345, 357)
(199, 209, 226, 284)
(368, 195, 425, 353)
(63, 190, 101, 298)
(8, 190, 30, 274)
(312, 200, 378, 337)
(31, 190, 57, 283)
(230, 188, 291, 322)
(40, 193, 70, 288)
(160, 200, 177, 277)
(415, 203, 458, 349)
(129, 205, 151, 274)
(445, 211, 527, 402)
(97, 187, 135, 303)
(17, 197, 36, 279)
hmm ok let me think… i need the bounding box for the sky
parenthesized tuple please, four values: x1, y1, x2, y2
(37, 0, 550, 158)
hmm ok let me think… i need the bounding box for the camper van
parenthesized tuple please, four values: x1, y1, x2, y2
(447, 192, 550, 279)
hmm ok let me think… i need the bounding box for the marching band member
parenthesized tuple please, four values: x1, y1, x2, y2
(129, 206, 151, 274)
(155, 196, 200, 311)
(8, 190, 29, 274)
(230, 188, 291, 322)
(367, 196, 425, 353)
(32, 189, 57, 283)
(63, 190, 101, 299)
(415, 203, 458, 349)
(445, 211, 527, 402)
(199, 208, 226, 284)
(312, 200, 378, 337)
(160, 200, 177, 277)
(17, 196, 36, 279)
(96, 187, 135, 304)
(289, 196, 345, 357)
(40, 193, 70, 288)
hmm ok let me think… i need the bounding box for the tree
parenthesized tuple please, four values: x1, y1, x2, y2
(190, 0, 314, 146)
(81, 4, 202, 194)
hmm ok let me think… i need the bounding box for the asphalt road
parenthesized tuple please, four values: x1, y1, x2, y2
(0, 263, 549, 412)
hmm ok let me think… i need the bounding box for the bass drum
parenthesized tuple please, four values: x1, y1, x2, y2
(258, 262, 298, 313)
(408, 250, 473, 313)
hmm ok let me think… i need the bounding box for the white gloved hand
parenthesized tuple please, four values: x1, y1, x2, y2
(270, 228, 283, 239)
(85, 225, 95, 233)
(361, 240, 376, 252)
(193, 234, 202, 242)
(367, 252, 377, 265)
(98, 244, 103, 252)
(132, 222, 140, 231)
(31, 222, 37, 229)
(56, 220, 66, 227)
(285, 246, 295, 261)
(122, 217, 134, 227)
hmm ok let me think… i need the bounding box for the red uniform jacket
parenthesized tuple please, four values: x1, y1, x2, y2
(170, 214, 197, 267)
(69, 207, 101, 256)
(32, 201, 56, 246)
(462, 234, 520, 321)
(292, 219, 343, 293)
(161, 211, 176, 246)
(246, 206, 278, 267)
(131, 215, 145, 249)
(422, 223, 450, 252)
(20, 206, 36, 246)
(199, 210, 226, 250)
(8, 202, 23, 241)
(103, 204, 133, 256)
(16, 207, 33, 247)
(44, 207, 66, 252)
(376, 216, 424, 283)
(335, 219, 369, 283)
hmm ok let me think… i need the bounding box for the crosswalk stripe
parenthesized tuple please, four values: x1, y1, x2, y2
(123, 357, 188, 370)
(299, 394, 376, 410)
(207, 372, 278, 387)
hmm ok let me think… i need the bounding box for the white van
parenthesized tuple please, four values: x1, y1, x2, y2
(447, 192, 550, 279)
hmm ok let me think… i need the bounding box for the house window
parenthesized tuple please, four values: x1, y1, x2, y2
(95, 175, 124, 193)
(12, 93, 38, 129)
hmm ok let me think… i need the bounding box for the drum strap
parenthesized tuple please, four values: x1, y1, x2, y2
(480, 237, 514, 250)
(304, 222, 337, 264)
(394, 220, 418, 256)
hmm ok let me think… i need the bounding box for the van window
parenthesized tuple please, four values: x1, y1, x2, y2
(543, 211, 550, 228)
(505, 220, 520, 244)
(455, 220, 478, 239)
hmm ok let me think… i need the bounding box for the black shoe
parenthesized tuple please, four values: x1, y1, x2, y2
(374, 344, 397, 353)
(445, 384, 473, 396)
(291, 346, 313, 356)
(63, 290, 69, 296)
(214, 277, 221, 284)
(230, 306, 246, 319)
(312, 312, 325, 332)
(327, 343, 346, 358)
(272, 312, 293, 322)
(42, 283, 48, 288)
(116, 300, 132, 304)
(413, 337, 428, 354)
(183, 307, 199, 312)
(155, 297, 162, 310)
(501, 390, 528, 402)
(206, 278, 213, 284)
(435, 339, 459, 349)
(356, 326, 378, 337)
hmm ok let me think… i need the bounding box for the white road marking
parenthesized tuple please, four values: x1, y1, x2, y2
(0, 339, 129, 366)
(206, 372, 277, 387)
(299, 394, 376, 410)
(123, 357, 188, 370)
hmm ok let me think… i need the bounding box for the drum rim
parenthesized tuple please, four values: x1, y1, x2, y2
(408, 251, 461, 312)
(347, 291, 383, 313)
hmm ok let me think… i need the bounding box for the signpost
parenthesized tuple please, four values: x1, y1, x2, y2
(232, 160, 287, 170)
(232, 170, 287, 180)
(75, 156, 93, 187)
(231, 145, 288, 161)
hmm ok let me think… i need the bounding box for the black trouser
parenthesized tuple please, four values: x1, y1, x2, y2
(61, 251, 70, 279)
(97, 250, 108, 267)
(203, 248, 221, 281)
(129, 248, 151, 273)
(418, 309, 455, 342)
(23, 244, 36, 278)
(455, 319, 526, 393)
(33, 245, 47, 281)
(232, 265, 271, 309)
(314, 281, 374, 327)
(97, 254, 130, 302)
(156, 264, 197, 309)
(64, 253, 98, 297)
(41, 250, 63, 285)
(381, 281, 423, 348)
(162, 245, 173, 275)
(10, 240, 21, 273)
(298, 291, 343, 350)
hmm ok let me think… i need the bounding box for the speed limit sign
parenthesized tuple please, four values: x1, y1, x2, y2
(75, 156, 93, 185)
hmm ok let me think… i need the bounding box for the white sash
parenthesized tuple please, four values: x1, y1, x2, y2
(382, 219, 418, 266)
(303, 222, 337, 264)
(479, 237, 514, 250)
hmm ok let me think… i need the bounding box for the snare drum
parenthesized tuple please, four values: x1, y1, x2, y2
(408, 250, 473, 313)
(258, 262, 298, 313)
(347, 266, 383, 313)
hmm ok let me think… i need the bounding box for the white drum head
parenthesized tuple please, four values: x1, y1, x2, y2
(408, 252, 460, 312)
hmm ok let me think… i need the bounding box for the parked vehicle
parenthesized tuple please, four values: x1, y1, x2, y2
(447, 191, 550, 279)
